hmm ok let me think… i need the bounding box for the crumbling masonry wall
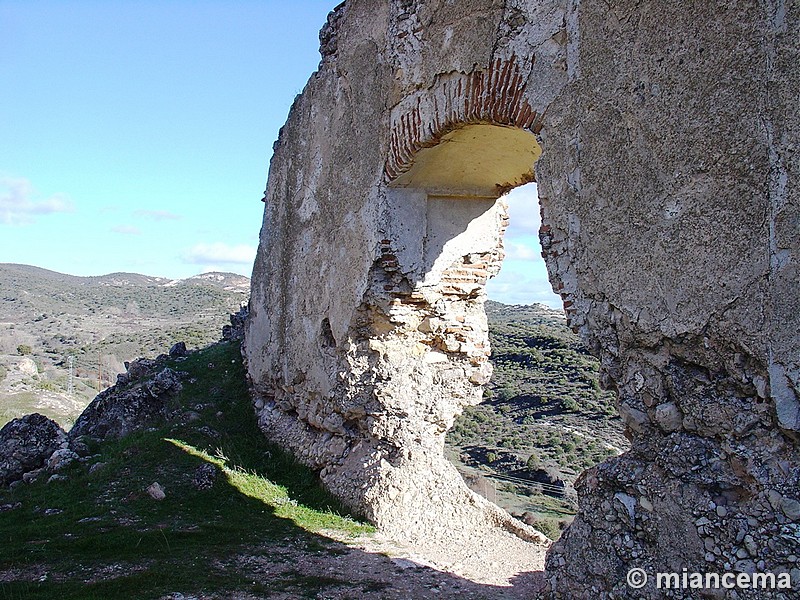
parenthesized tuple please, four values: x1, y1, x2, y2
(245, 0, 799, 597)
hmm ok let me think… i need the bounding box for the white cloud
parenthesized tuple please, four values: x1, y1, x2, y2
(503, 182, 541, 234)
(111, 224, 141, 235)
(0, 177, 74, 225)
(487, 258, 562, 308)
(504, 240, 540, 261)
(183, 242, 256, 267)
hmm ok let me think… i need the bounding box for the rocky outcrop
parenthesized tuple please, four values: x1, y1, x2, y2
(222, 306, 248, 341)
(245, 0, 798, 596)
(70, 365, 184, 441)
(0, 413, 67, 485)
(169, 341, 188, 358)
(0, 336, 236, 488)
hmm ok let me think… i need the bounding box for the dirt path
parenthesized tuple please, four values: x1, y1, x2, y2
(337, 527, 549, 596)
(204, 528, 549, 600)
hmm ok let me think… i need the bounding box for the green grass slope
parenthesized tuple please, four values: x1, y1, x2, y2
(0, 341, 371, 600)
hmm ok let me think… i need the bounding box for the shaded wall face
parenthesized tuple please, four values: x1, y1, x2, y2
(246, 3, 393, 405)
(538, 0, 775, 431)
(245, 0, 799, 595)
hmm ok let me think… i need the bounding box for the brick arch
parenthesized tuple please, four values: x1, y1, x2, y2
(385, 55, 545, 182)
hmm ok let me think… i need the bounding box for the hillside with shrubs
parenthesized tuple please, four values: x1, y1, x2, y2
(0, 264, 248, 427)
(445, 301, 627, 539)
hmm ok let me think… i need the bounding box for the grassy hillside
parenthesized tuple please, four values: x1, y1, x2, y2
(0, 264, 248, 427)
(0, 341, 373, 599)
(445, 301, 627, 539)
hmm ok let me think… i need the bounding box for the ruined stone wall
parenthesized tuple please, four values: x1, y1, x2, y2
(245, 0, 799, 596)
(245, 0, 567, 547)
(539, 2, 800, 597)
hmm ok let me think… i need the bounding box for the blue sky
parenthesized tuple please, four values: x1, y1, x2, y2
(0, 1, 560, 308)
(488, 183, 560, 307)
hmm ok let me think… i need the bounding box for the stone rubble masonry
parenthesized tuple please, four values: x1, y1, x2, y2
(244, 1, 799, 597)
(386, 54, 545, 182)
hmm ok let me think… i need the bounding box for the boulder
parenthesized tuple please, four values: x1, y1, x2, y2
(124, 358, 160, 381)
(0, 413, 67, 486)
(169, 342, 188, 358)
(46, 448, 79, 472)
(147, 482, 166, 500)
(70, 367, 184, 441)
(17, 357, 38, 377)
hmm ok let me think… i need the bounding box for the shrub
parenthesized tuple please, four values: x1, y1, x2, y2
(562, 397, 579, 411)
(16, 344, 32, 356)
(528, 516, 564, 541)
(497, 385, 516, 402)
(526, 452, 541, 470)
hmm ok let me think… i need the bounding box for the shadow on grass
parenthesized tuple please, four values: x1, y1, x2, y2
(0, 436, 545, 599)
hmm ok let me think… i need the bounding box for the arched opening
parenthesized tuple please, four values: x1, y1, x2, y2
(386, 122, 626, 548)
(390, 123, 541, 198)
(388, 122, 541, 298)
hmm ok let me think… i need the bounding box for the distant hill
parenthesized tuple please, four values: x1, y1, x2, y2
(0, 263, 249, 427)
(445, 300, 627, 539)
